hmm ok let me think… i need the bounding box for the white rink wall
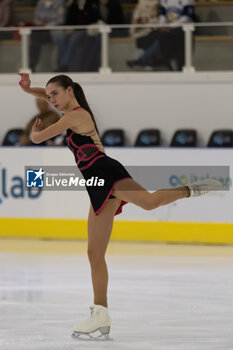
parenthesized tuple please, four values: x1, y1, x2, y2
(1, 80, 233, 146)
(0, 147, 232, 223)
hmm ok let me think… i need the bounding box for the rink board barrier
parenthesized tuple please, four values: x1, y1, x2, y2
(0, 148, 232, 243)
(0, 218, 233, 244)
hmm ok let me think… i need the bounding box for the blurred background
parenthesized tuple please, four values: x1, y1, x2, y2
(0, 1, 233, 349)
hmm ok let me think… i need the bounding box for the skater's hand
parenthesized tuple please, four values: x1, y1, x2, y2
(32, 117, 43, 134)
(18, 73, 31, 92)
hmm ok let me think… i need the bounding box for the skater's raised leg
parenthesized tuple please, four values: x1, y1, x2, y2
(111, 178, 223, 210)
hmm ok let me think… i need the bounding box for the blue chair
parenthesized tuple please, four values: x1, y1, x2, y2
(135, 129, 160, 147)
(207, 130, 233, 147)
(101, 129, 125, 147)
(170, 129, 197, 147)
(2, 128, 24, 146)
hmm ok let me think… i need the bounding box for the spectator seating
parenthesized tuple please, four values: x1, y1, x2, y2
(135, 129, 160, 147)
(2, 128, 23, 146)
(101, 129, 125, 146)
(170, 129, 197, 147)
(1, 0, 233, 72)
(207, 129, 233, 147)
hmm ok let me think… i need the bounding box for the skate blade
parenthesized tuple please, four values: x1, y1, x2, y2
(72, 329, 112, 341)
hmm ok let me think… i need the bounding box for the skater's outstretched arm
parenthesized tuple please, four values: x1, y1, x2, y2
(18, 73, 47, 101)
(30, 112, 80, 144)
(18, 72, 85, 144)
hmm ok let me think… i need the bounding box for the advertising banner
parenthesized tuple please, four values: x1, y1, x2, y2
(0, 147, 232, 223)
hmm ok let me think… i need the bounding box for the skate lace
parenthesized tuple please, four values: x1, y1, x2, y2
(90, 306, 94, 317)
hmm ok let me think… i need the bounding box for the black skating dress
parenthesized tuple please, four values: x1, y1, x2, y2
(66, 106, 132, 216)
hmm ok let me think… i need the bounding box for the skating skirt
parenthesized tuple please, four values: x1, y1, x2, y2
(79, 155, 132, 216)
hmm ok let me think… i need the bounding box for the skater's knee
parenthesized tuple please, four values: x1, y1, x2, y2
(87, 247, 105, 266)
(139, 194, 160, 211)
(140, 201, 153, 211)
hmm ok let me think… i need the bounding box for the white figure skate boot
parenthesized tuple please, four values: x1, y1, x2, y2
(72, 304, 111, 339)
(188, 179, 223, 197)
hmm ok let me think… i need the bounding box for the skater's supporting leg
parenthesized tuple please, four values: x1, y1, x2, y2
(87, 198, 122, 307)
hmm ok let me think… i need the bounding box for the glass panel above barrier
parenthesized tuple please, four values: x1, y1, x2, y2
(30, 28, 56, 73)
(0, 30, 21, 73)
(108, 26, 185, 72)
(31, 28, 101, 73)
(1, 23, 233, 74)
(193, 25, 233, 71)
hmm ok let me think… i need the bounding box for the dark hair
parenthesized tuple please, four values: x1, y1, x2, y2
(46, 75, 99, 135)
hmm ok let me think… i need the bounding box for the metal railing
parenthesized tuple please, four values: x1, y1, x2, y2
(0, 22, 233, 73)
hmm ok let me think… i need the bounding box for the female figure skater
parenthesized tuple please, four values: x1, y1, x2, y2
(18, 73, 222, 339)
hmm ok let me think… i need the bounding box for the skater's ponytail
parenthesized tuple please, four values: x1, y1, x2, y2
(72, 82, 99, 135)
(46, 75, 99, 135)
